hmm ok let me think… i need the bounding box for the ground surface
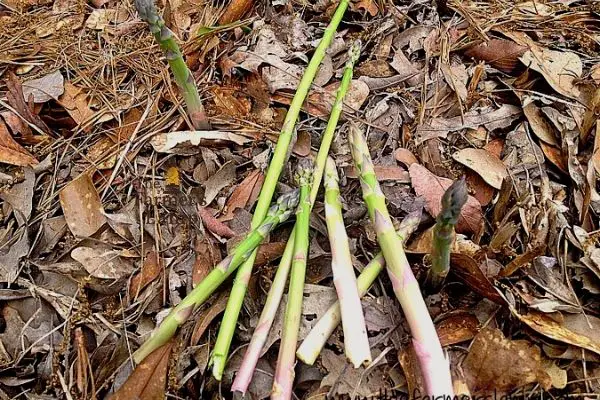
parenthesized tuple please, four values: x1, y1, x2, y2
(1, 0, 600, 399)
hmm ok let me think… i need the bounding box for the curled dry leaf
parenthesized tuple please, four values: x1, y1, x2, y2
(0, 119, 39, 167)
(523, 103, 559, 146)
(57, 82, 95, 130)
(520, 47, 583, 99)
(507, 308, 600, 357)
(463, 328, 552, 394)
(450, 253, 504, 304)
(190, 292, 229, 345)
(150, 131, 253, 154)
(435, 313, 480, 346)
(409, 164, 483, 233)
(193, 237, 220, 285)
(344, 165, 409, 182)
(71, 243, 134, 280)
(218, 0, 253, 24)
(6, 72, 51, 135)
(394, 148, 418, 167)
(197, 206, 235, 238)
(203, 161, 236, 205)
(59, 173, 107, 238)
(452, 148, 508, 189)
(540, 142, 568, 173)
(129, 251, 164, 297)
(221, 169, 264, 222)
(21, 70, 64, 103)
(109, 341, 173, 400)
(463, 39, 527, 73)
(416, 104, 521, 144)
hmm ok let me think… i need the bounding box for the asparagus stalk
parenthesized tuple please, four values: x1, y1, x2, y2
(132, 190, 299, 364)
(429, 178, 468, 288)
(271, 161, 313, 400)
(232, 39, 360, 394)
(296, 211, 421, 365)
(348, 124, 454, 397)
(324, 157, 371, 367)
(211, 2, 351, 381)
(134, 0, 210, 130)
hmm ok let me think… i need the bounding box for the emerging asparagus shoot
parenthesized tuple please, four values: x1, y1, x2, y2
(429, 177, 468, 288)
(134, 0, 210, 130)
(324, 157, 371, 367)
(214, 1, 352, 382)
(132, 190, 299, 364)
(231, 38, 360, 395)
(349, 123, 454, 397)
(271, 160, 313, 400)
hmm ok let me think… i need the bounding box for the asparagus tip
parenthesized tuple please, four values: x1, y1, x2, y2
(439, 176, 468, 225)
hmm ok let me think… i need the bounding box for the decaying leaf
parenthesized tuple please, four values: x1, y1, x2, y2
(463, 38, 527, 73)
(507, 308, 600, 357)
(0, 167, 34, 225)
(436, 313, 479, 346)
(71, 242, 134, 280)
(453, 148, 508, 189)
(57, 82, 95, 130)
(321, 349, 389, 397)
(409, 164, 483, 233)
(523, 102, 559, 146)
(203, 161, 237, 205)
(150, 131, 253, 154)
(344, 165, 409, 182)
(21, 70, 64, 103)
(59, 173, 107, 238)
(109, 341, 173, 400)
(0, 231, 29, 283)
(520, 46, 583, 99)
(129, 251, 164, 297)
(222, 169, 264, 221)
(463, 328, 552, 394)
(0, 120, 39, 167)
(416, 104, 521, 144)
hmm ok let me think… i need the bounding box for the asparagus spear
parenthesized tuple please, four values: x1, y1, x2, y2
(348, 123, 454, 397)
(296, 211, 421, 365)
(232, 39, 360, 395)
(271, 161, 313, 400)
(324, 157, 371, 367)
(132, 190, 299, 364)
(429, 178, 468, 288)
(134, 0, 210, 130)
(211, 2, 352, 381)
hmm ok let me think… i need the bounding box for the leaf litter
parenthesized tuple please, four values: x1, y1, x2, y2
(1, 0, 600, 398)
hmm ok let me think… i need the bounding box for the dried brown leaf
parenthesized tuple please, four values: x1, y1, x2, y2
(203, 161, 236, 205)
(409, 164, 483, 233)
(71, 243, 134, 280)
(394, 148, 418, 167)
(523, 103, 559, 146)
(197, 206, 235, 238)
(344, 165, 409, 182)
(57, 82, 95, 130)
(21, 70, 64, 103)
(463, 39, 527, 73)
(218, 0, 253, 24)
(453, 148, 508, 189)
(463, 328, 552, 394)
(190, 292, 229, 345)
(450, 253, 504, 304)
(540, 142, 568, 173)
(150, 131, 253, 154)
(109, 341, 173, 400)
(520, 46, 583, 99)
(436, 313, 479, 346)
(6, 72, 51, 135)
(193, 237, 220, 285)
(509, 309, 600, 357)
(222, 169, 264, 222)
(59, 173, 106, 238)
(129, 251, 164, 297)
(0, 120, 38, 167)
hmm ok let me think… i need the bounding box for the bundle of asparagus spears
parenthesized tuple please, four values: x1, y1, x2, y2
(134, 0, 469, 397)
